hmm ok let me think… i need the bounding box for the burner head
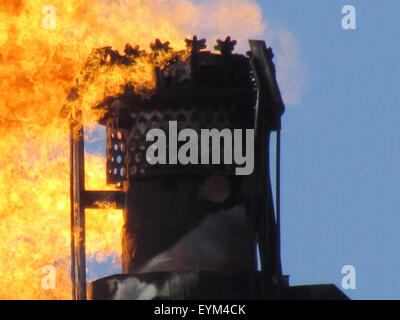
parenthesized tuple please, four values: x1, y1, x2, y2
(97, 42, 257, 185)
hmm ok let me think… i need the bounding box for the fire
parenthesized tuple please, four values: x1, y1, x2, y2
(0, 0, 265, 299)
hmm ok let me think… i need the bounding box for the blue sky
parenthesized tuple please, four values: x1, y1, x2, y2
(260, 0, 400, 299)
(85, 0, 400, 300)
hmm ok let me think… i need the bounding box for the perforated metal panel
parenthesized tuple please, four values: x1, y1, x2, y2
(106, 122, 129, 184)
(105, 102, 253, 185)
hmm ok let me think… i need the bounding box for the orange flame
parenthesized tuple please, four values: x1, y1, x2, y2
(0, 0, 265, 299)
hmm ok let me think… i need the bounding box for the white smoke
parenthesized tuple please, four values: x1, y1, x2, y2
(103, 0, 307, 106)
(179, 0, 308, 107)
(267, 28, 308, 107)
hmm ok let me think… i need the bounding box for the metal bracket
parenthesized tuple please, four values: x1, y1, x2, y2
(248, 40, 285, 294)
(70, 114, 125, 300)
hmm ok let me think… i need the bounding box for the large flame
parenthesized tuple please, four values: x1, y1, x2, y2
(0, 0, 265, 299)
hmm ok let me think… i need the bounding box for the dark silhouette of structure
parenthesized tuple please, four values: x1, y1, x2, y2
(69, 37, 348, 300)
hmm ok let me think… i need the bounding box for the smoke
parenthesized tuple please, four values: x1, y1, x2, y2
(1, 0, 305, 115)
(75, 0, 305, 107)
(157, 0, 307, 106)
(100, 0, 266, 52)
(266, 29, 307, 107)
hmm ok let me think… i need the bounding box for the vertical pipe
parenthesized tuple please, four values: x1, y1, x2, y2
(71, 112, 87, 300)
(69, 120, 76, 300)
(276, 131, 281, 260)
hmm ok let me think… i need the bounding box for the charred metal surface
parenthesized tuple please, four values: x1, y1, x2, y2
(99, 38, 257, 185)
(247, 40, 285, 288)
(248, 40, 285, 131)
(185, 36, 207, 53)
(215, 36, 237, 56)
(104, 98, 253, 184)
(70, 36, 346, 300)
(82, 37, 287, 300)
(88, 272, 348, 300)
(122, 176, 252, 274)
(82, 191, 125, 209)
(94, 39, 261, 277)
(89, 272, 265, 300)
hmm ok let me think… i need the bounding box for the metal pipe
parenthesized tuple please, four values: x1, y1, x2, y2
(69, 119, 76, 300)
(275, 130, 282, 278)
(70, 112, 87, 300)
